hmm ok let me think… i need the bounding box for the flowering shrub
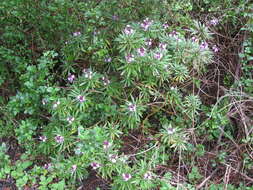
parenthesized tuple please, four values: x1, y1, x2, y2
(0, 0, 252, 189)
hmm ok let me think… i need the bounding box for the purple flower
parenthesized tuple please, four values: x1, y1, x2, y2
(125, 54, 134, 63)
(73, 31, 81, 37)
(39, 136, 47, 142)
(77, 95, 86, 103)
(124, 25, 134, 35)
(109, 154, 118, 163)
(122, 173, 132, 181)
(159, 43, 167, 51)
(200, 42, 208, 50)
(55, 135, 64, 143)
(67, 116, 75, 124)
(137, 47, 146, 57)
(128, 103, 136, 112)
(163, 23, 169, 29)
(167, 128, 175, 135)
(53, 101, 60, 109)
(44, 163, 52, 170)
(71, 165, 77, 173)
(103, 140, 112, 149)
(90, 162, 101, 170)
(68, 74, 75, 83)
(209, 18, 219, 26)
(144, 171, 153, 180)
(154, 52, 163, 60)
(145, 39, 152, 46)
(212, 45, 219, 52)
(140, 18, 153, 31)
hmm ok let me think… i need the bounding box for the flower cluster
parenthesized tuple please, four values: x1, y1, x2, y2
(137, 47, 146, 57)
(124, 25, 134, 35)
(154, 52, 163, 60)
(141, 18, 153, 31)
(212, 45, 219, 52)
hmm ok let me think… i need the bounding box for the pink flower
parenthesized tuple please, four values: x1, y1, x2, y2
(154, 52, 163, 60)
(200, 42, 208, 50)
(163, 23, 169, 29)
(77, 95, 86, 103)
(124, 25, 134, 35)
(44, 163, 52, 170)
(90, 162, 101, 170)
(68, 74, 75, 83)
(212, 45, 219, 52)
(55, 135, 64, 143)
(122, 173, 132, 181)
(137, 47, 146, 57)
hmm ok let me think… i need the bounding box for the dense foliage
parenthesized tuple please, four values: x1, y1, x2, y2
(0, 0, 252, 189)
